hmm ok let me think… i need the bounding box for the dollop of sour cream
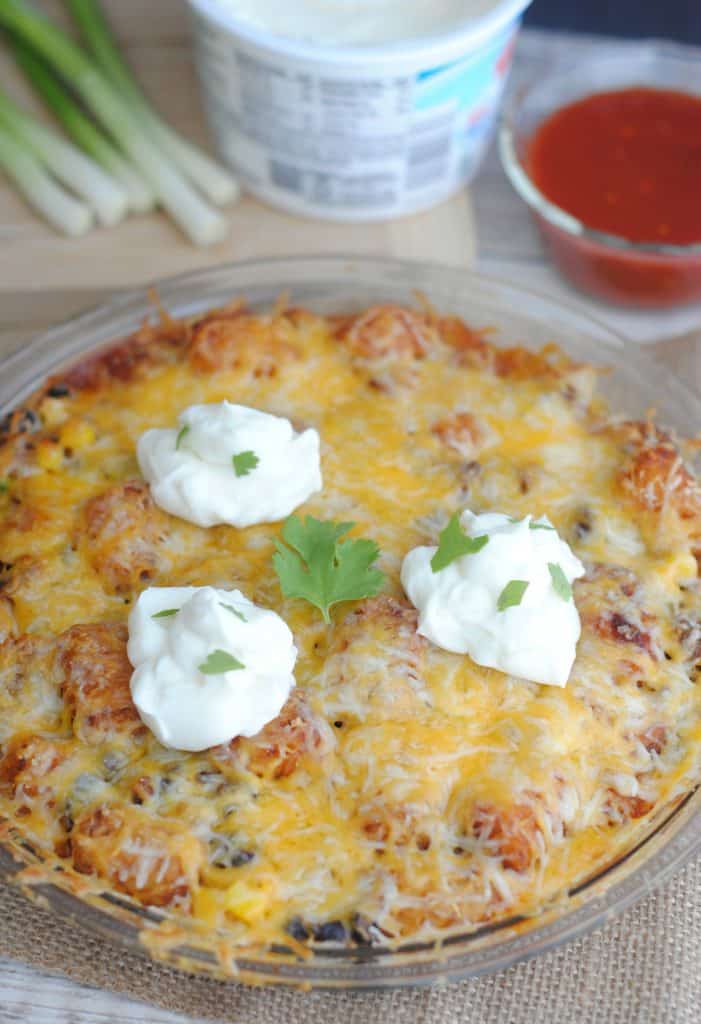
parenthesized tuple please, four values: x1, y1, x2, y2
(127, 585, 297, 751)
(137, 402, 321, 528)
(401, 510, 586, 687)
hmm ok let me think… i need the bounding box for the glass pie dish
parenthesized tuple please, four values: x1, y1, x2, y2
(0, 256, 700, 989)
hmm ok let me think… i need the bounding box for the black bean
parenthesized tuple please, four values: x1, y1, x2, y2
(285, 916, 310, 942)
(573, 507, 593, 540)
(47, 385, 70, 398)
(230, 849, 255, 867)
(208, 834, 256, 869)
(350, 913, 388, 946)
(18, 410, 39, 432)
(59, 812, 74, 834)
(313, 920, 348, 943)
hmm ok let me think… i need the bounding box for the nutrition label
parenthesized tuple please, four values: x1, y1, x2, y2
(193, 13, 516, 218)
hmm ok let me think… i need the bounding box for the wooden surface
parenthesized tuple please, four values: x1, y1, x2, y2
(1, 4, 701, 1021)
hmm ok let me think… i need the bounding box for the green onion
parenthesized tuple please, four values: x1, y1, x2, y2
(67, 0, 239, 207)
(0, 0, 229, 245)
(0, 86, 128, 226)
(0, 120, 93, 236)
(9, 36, 155, 214)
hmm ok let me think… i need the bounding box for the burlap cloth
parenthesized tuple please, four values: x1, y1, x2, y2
(1, 853, 700, 1023)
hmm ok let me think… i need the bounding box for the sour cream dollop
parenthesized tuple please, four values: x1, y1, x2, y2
(137, 402, 321, 528)
(401, 510, 586, 687)
(127, 586, 296, 751)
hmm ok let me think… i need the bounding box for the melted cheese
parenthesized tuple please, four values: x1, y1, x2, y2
(0, 303, 700, 952)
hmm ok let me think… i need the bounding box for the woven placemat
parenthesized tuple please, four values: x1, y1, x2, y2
(1, 855, 699, 1024)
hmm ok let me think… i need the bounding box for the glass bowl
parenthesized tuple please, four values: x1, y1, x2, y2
(499, 45, 701, 308)
(1, 256, 700, 989)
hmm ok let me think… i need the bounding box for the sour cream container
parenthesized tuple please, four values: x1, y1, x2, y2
(186, 0, 532, 221)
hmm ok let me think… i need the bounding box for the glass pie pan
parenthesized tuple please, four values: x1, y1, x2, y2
(0, 255, 700, 990)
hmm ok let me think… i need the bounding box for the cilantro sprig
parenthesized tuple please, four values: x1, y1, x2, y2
(198, 649, 245, 674)
(508, 515, 555, 531)
(431, 513, 488, 573)
(548, 562, 573, 601)
(232, 450, 259, 477)
(273, 515, 385, 624)
(175, 424, 190, 450)
(497, 579, 529, 611)
(220, 602, 247, 622)
(152, 607, 179, 619)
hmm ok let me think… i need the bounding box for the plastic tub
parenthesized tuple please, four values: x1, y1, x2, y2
(186, 0, 531, 221)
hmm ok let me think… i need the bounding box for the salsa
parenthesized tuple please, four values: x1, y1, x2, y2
(528, 87, 701, 246)
(522, 87, 701, 306)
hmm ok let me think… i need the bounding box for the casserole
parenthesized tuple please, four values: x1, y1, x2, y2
(0, 256, 700, 988)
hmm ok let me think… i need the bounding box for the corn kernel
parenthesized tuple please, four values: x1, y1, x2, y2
(35, 439, 63, 472)
(201, 864, 244, 891)
(59, 420, 95, 450)
(223, 878, 274, 923)
(654, 551, 697, 589)
(192, 887, 221, 926)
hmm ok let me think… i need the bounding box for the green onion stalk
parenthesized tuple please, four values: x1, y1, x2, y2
(10, 37, 155, 213)
(0, 0, 230, 245)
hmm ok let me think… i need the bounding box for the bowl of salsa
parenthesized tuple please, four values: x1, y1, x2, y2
(499, 46, 701, 307)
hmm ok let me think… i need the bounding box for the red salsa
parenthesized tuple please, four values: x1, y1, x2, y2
(525, 88, 701, 306)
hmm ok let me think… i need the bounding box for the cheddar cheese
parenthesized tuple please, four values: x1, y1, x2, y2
(0, 300, 700, 952)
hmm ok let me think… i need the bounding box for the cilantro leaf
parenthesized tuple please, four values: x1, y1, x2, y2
(508, 515, 554, 531)
(175, 425, 190, 450)
(431, 513, 489, 573)
(548, 562, 573, 601)
(198, 649, 245, 674)
(273, 515, 385, 624)
(152, 608, 179, 618)
(232, 450, 260, 477)
(220, 602, 247, 622)
(497, 579, 529, 611)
